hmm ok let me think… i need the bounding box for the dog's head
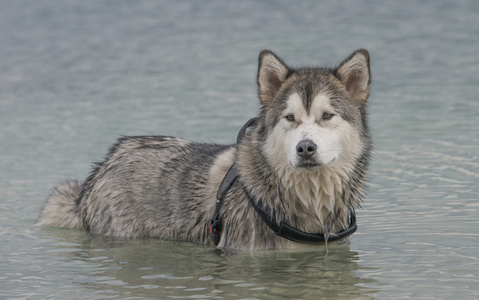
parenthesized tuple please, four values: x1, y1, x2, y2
(257, 50, 371, 173)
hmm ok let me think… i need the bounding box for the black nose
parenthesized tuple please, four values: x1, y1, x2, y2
(296, 139, 317, 158)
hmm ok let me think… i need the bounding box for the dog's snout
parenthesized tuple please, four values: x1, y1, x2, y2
(296, 139, 317, 158)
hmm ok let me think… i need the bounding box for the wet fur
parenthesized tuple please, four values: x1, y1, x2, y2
(37, 50, 372, 250)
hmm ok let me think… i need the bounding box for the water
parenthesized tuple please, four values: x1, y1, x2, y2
(1, 0, 478, 299)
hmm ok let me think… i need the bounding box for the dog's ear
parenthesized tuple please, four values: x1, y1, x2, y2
(336, 49, 371, 105)
(257, 50, 289, 106)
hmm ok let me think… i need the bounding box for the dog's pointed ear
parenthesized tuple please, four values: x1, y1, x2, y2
(257, 50, 289, 106)
(336, 49, 371, 105)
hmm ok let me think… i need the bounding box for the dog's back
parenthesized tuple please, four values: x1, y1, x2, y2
(38, 136, 234, 243)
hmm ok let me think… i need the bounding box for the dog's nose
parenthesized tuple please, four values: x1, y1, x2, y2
(296, 140, 317, 158)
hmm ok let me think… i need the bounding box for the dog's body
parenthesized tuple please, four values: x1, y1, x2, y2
(37, 50, 372, 250)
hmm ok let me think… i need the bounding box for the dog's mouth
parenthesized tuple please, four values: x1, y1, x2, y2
(295, 162, 322, 171)
(294, 157, 336, 171)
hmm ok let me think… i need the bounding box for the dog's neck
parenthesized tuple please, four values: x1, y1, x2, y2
(276, 166, 354, 234)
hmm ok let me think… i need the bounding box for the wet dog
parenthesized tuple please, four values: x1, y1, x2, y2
(37, 49, 372, 250)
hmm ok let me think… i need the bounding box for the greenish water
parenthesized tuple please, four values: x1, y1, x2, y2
(1, 1, 478, 299)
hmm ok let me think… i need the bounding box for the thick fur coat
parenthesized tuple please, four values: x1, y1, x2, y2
(37, 49, 372, 250)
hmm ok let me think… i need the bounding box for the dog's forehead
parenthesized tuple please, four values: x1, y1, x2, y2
(311, 94, 334, 112)
(285, 92, 333, 114)
(281, 70, 344, 112)
(279, 70, 362, 123)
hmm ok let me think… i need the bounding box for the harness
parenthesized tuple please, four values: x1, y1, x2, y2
(209, 118, 357, 246)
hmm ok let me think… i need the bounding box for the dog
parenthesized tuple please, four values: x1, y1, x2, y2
(37, 49, 372, 250)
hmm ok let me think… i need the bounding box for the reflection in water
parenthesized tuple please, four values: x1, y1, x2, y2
(39, 227, 377, 299)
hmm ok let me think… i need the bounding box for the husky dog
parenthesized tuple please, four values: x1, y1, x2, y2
(37, 49, 372, 250)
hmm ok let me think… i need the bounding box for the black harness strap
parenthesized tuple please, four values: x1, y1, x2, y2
(242, 187, 357, 244)
(209, 118, 258, 245)
(209, 163, 239, 245)
(209, 117, 358, 246)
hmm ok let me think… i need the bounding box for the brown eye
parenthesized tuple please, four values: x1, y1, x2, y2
(323, 112, 334, 120)
(285, 114, 295, 122)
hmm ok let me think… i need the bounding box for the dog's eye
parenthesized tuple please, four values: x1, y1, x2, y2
(323, 112, 334, 120)
(285, 114, 295, 122)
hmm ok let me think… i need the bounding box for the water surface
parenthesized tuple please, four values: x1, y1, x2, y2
(1, 1, 478, 299)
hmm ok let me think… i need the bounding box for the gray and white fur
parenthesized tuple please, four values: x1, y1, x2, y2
(37, 49, 372, 250)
